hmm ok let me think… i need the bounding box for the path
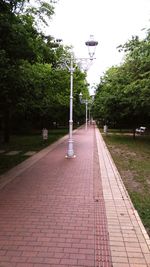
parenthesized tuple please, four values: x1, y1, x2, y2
(0, 125, 149, 267)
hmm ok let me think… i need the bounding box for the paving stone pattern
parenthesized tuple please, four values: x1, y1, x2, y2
(0, 125, 150, 267)
(0, 126, 111, 267)
(93, 134, 112, 267)
(1, 151, 36, 156)
(24, 151, 36, 156)
(96, 127, 150, 267)
(5, 151, 21, 156)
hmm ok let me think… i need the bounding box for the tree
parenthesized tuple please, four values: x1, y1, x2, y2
(0, 0, 55, 142)
(93, 31, 150, 133)
(0, 0, 89, 142)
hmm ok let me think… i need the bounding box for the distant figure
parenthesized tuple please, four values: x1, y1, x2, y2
(42, 128, 48, 140)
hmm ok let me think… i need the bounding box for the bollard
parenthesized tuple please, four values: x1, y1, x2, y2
(42, 128, 48, 140)
(103, 125, 108, 135)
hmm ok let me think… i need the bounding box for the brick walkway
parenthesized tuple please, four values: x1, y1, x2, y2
(0, 125, 150, 267)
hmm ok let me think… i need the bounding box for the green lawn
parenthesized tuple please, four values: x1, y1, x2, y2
(0, 129, 68, 175)
(102, 130, 150, 236)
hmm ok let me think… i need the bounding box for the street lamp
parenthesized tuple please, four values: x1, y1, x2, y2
(79, 92, 88, 131)
(85, 35, 98, 60)
(88, 93, 95, 124)
(79, 92, 95, 130)
(65, 36, 98, 158)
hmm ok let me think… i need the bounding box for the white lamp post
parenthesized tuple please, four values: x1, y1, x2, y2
(89, 93, 95, 124)
(66, 54, 75, 158)
(79, 93, 88, 130)
(66, 36, 98, 158)
(79, 93, 95, 130)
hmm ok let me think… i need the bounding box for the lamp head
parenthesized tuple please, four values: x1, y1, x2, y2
(85, 35, 98, 59)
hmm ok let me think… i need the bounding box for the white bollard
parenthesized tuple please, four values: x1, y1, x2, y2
(42, 128, 48, 140)
(103, 125, 108, 135)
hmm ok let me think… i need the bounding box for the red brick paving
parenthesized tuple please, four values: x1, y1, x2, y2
(1, 125, 150, 267)
(0, 125, 112, 266)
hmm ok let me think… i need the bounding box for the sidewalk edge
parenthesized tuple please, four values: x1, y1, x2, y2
(95, 126, 150, 253)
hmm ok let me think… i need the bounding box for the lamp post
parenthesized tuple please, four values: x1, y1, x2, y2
(79, 93, 95, 130)
(79, 93, 88, 131)
(88, 93, 95, 124)
(66, 54, 75, 158)
(65, 36, 98, 158)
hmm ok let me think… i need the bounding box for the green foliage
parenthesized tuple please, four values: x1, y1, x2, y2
(0, 0, 90, 143)
(130, 192, 150, 232)
(94, 31, 150, 129)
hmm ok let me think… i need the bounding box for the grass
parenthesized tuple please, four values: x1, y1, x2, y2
(102, 130, 150, 236)
(0, 129, 68, 175)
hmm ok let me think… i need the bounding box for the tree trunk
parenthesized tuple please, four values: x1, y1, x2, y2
(133, 129, 136, 139)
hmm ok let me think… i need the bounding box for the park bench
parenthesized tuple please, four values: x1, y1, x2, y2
(135, 126, 146, 134)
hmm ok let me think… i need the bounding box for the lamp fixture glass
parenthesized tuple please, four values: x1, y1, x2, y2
(85, 35, 98, 59)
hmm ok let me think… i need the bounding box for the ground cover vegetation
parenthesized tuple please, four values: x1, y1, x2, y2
(102, 131, 150, 236)
(0, 0, 88, 144)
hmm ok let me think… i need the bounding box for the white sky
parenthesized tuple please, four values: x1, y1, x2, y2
(47, 0, 150, 88)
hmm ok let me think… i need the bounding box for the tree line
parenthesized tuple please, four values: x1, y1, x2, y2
(0, 0, 88, 143)
(93, 32, 150, 133)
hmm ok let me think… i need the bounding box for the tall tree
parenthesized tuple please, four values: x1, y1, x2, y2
(0, 0, 55, 142)
(93, 31, 150, 132)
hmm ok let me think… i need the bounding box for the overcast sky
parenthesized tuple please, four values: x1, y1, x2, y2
(47, 0, 150, 88)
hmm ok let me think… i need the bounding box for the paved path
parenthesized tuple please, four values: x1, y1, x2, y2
(0, 125, 150, 267)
